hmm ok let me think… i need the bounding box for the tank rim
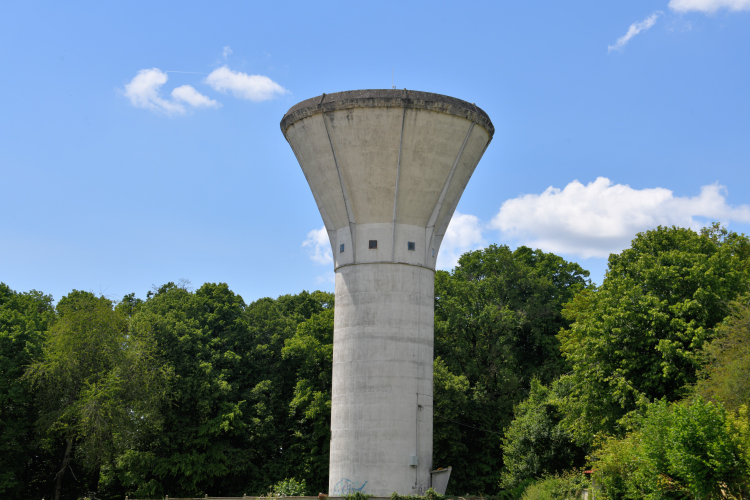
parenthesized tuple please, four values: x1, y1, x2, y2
(280, 89, 494, 139)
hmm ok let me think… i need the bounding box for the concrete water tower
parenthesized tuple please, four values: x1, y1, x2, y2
(280, 89, 494, 496)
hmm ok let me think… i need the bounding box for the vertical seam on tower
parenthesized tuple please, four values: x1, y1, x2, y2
(424, 120, 475, 263)
(433, 138, 492, 240)
(322, 108, 358, 263)
(391, 89, 408, 261)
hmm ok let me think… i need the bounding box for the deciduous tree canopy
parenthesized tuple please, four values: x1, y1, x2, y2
(434, 245, 590, 492)
(557, 226, 750, 444)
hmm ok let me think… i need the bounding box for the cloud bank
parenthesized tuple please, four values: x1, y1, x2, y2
(491, 177, 750, 258)
(124, 61, 287, 114)
(609, 12, 662, 52)
(669, 0, 750, 12)
(302, 180, 750, 272)
(205, 66, 288, 102)
(124, 68, 218, 115)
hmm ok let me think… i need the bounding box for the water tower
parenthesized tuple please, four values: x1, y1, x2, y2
(281, 89, 494, 496)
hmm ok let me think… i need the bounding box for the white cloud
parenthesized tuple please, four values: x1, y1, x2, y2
(205, 66, 288, 102)
(490, 177, 750, 259)
(171, 85, 220, 108)
(222, 46, 233, 59)
(669, 0, 750, 12)
(437, 212, 487, 270)
(303, 226, 332, 265)
(124, 68, 219, 115)
(123, 68, 186, 115)
(608, 11, 662, 52)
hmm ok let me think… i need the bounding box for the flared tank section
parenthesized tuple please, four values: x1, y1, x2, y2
(281, 89, 493, 496)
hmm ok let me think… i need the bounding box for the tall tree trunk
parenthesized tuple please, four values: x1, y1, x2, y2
(54, 436, 73, 500)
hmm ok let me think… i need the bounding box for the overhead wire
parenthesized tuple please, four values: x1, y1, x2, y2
(433, 414, 504, 435)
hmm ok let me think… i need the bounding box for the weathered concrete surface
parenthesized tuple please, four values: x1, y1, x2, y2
(331, 263, 434, 495)
(281, 89, 493, 496)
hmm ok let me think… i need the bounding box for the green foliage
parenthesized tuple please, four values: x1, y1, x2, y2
(434, 245, 590, 493)
(423, 488, 446, 500)
(25, 290, 167, 500)
(592, 398, 750, 499)
(345, 492, 373, 500)
(695, 295, 750, 411)
(518, 470, 589, 500)
(0, 283, 55, 497)
(268, 477, 308, 496)
(389, 488, 444, 500)
(432, 357, 471, 475)
(501, 379, 585, 488)
(106, 284, 336, 498)
(643, 398, 749, 498)
(114, 282, 265, 497)
(281, 292, 335, 493)
(727, 405, 750, 472)
(587, 432, 642, 500)
(277, 290, 334, 323)
(558, 226, 750, 445)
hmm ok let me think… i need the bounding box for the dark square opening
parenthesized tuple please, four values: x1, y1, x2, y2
(408, 242, 416, 251)
(340, 244, 345, 253)
(369, 240, 378, 249)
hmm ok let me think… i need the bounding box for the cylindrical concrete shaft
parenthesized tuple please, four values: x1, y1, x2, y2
(330, 263, 434, 496)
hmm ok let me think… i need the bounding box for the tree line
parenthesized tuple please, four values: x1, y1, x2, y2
(1, 223, 749, 499)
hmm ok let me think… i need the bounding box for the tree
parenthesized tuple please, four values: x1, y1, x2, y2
(558, 226, 750, 445)
(281, 295, 335, 493)
(432, 357, 471, 480)
(434, 245, 590, 493)
(501, 378, 585, 489)
(115, 285, 332, 497)
(0, 283, 55, 497)
(25, 290, 166, 500)
(116, 282, 258, 497)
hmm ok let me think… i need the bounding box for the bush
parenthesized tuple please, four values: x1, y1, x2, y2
(696, 296, 750, 411)
(590, 432, 646, 500)
(268, 478, 308, 497)
(345, 492, 372, 500)
(389, 489, 444, 500)
(592, 398, 750, 499)
(519, 470, 589, 500)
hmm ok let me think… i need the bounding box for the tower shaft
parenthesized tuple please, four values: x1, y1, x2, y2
(331, 263, 434, 495)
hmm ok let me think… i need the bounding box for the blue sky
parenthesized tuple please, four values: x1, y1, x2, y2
(2, 0, 750, 304)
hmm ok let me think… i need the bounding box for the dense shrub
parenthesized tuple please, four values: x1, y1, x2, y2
(268, 477, 308, 497)
(519, 470, 589, 500)
(592, 398, 750, 499)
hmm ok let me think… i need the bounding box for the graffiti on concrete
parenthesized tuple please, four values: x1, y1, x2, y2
(333, 478, 368, 496)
